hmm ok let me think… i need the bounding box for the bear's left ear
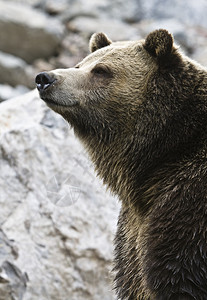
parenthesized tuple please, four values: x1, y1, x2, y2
(144, 29, 174, 62)
(89, 32, 112, 53)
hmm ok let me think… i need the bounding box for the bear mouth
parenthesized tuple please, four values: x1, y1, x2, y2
(41, 97, 64, 106)
(40, 95, 78, 108)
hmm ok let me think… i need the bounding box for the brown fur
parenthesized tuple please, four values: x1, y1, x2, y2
(36, 29, 207, 299)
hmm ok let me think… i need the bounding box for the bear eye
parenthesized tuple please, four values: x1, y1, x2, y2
(92, 65, 112, 77)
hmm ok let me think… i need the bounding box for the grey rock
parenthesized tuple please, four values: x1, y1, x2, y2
(53, 0, 141, 22)
(45, 0, 207, 27)
(0, 1, 64, 63)
(0, 90, 119, 300)
(194, 47, 207, 67)
(189, 27, 207, 66)
(44, 0, 70, 15)
(0, 230, 28, 300)
(5, 0, 41, 5)
(104, 0, 141, 22)
(0, 261, 28, 300)
(0, 84, 29, 102)
(56, 33, 91, 68)
(3, 0, 207, 29)
(69, 16, 139, 41)
(0, 51, 35, 88)
(141, 0, 207, 28)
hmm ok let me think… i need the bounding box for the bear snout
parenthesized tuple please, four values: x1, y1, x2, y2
(35, 72, 56, 93)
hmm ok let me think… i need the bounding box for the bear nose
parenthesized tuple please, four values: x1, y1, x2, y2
(35, 72, 56, 92)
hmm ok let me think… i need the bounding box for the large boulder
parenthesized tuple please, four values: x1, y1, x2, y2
(68, 17, 139, 41)
(46, 0, 141, 23)
(0, 51, 35, 88)
(141, 0, 207, 28)
(0, 230, 28, 300)
(0, 90, 119, 300)
(0, 1, 64, 63)
(0, 84, 29, 102)
(43, 0, 207, 28)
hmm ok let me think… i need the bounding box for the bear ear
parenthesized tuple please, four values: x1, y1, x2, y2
(144, 29, 174, 61)
(89, 32, 112, 53)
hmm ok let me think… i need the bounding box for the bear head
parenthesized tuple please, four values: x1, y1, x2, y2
(36, 29, 182, 138)
(36, 29, 206, 194)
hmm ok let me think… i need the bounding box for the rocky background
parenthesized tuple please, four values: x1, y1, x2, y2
(0, 1, 206, 299)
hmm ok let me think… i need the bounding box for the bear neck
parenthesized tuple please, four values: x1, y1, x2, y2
(73, 122, 195, 210)
(82, 125, 207, 214)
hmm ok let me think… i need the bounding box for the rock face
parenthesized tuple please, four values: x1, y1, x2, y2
(0, 84, 29, 103)
(0, 90, 119, 300)
(0, 1, 64, 63)
(0, 52, 35, 89)
(0, 230, 28, 300)
(58, 0, 141, 23)
(141, 0, 207, 28)
(69, 17, 139, 41)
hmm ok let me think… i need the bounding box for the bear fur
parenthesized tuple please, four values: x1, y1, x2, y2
(36, 29, 207, 299)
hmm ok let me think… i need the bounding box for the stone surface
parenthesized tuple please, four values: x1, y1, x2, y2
(41, 0, 207, 28)
(54, 33, 89, 68)
(68, 17, 139, 41)
(0, 1, 64, 63)
(194, 47, 207, 67)
(57, 0, 141, 23)
(0, 84, 29, 102)
(0, 51, 35, 88)
(6, 0, 40, 5)
(44, 0, 70, 15)
(0, 229, 28, 300)
(0, 90, 119, 300)
(141, 0, 207, 28)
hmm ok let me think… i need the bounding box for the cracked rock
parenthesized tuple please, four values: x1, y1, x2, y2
(0, 1, 64, 63)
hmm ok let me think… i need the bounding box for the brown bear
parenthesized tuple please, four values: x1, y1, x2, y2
(36, 29, 207, 299)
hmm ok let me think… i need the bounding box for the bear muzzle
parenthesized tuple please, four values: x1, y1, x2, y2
(35, 72, 56, 93)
